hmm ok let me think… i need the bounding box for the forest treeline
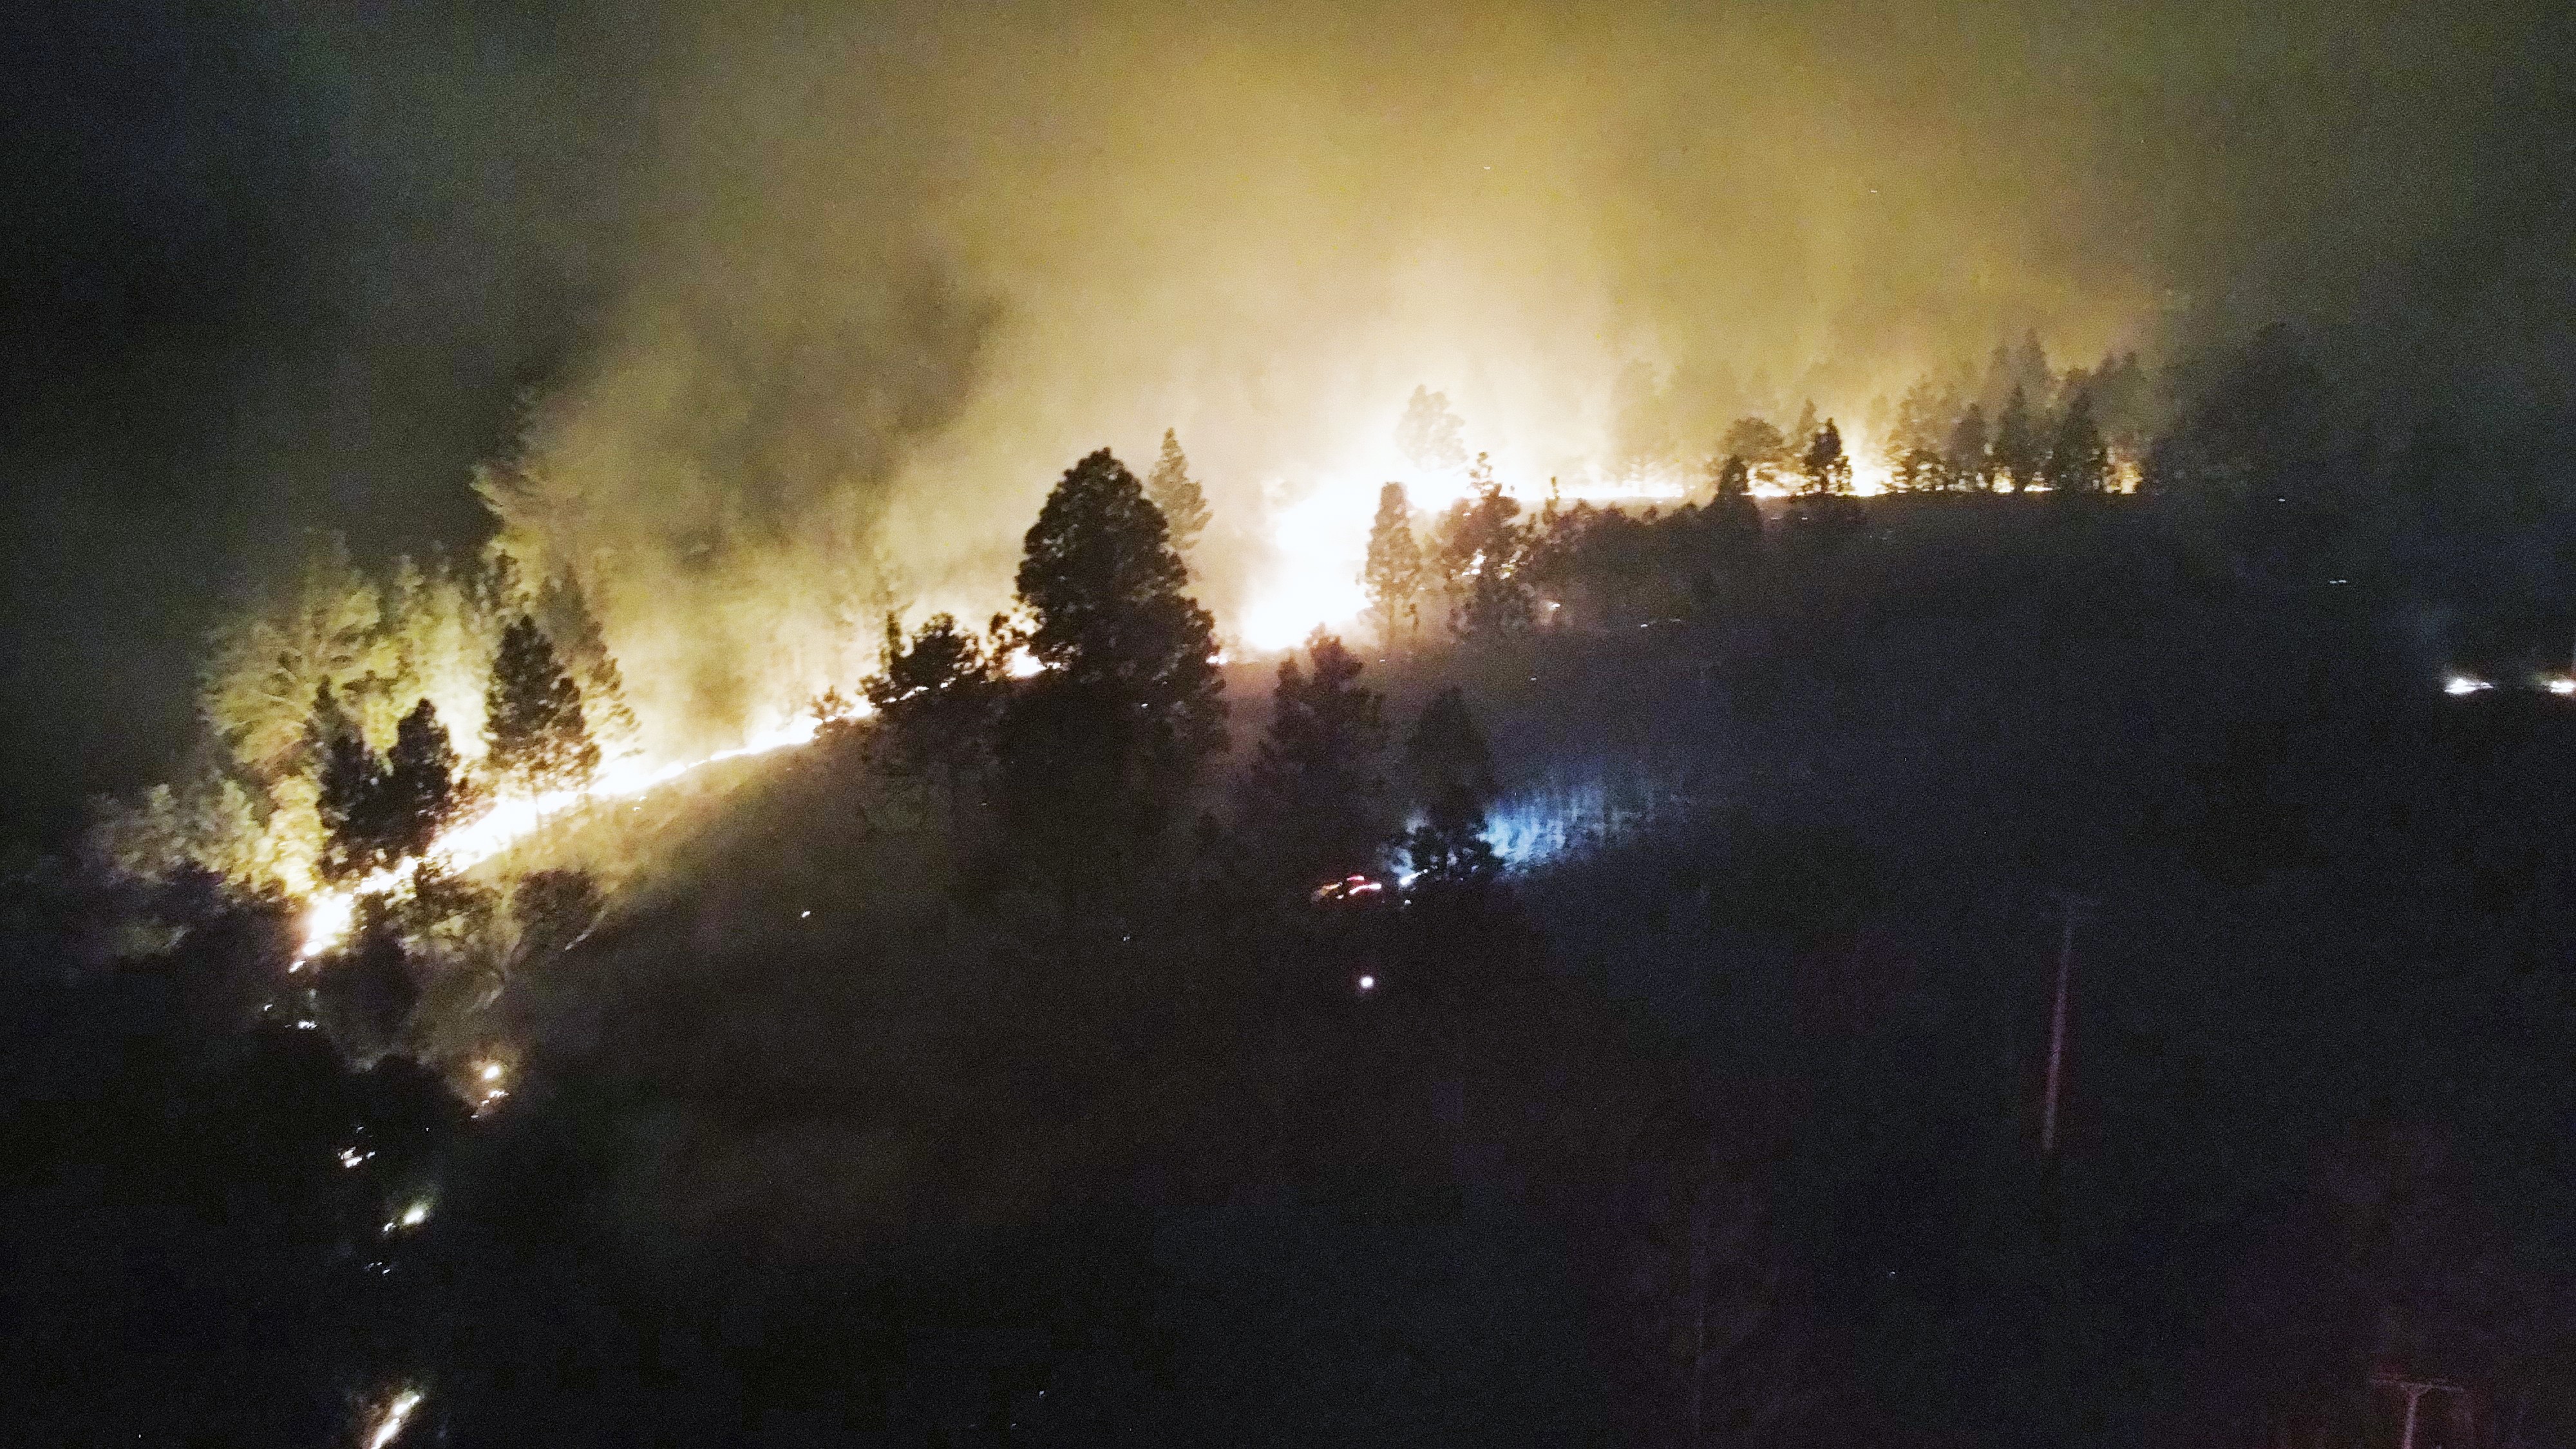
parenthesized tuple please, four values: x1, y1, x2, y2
(1376, 325, 2566, 651)
(63, 320, 2576, 1086)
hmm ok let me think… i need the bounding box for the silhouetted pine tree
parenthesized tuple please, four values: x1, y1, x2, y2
(200, 531, 384, 785)
(533, 573, 638, 755)
(862, 611, 1003, 822)
(1947, 403, 1992, 491)
(1893, 448, 1946, 491)
(1719, 418, 1789, 488)
(1144, 428, 1212, 554)
(1705, 455, 1765, 565)
(1432, 455, 1533, 639)
(2088, 350, 2155, 460)
(1712, 454, 1753, 498)
(2043, 388, 2112, 495)
(379, 699, 465, 861)
(484, 615, 598, 795)
(1884, 375, 1955, 466)
(1362, 483, 1426, 643)
(308, 682, 388, 884)
(1785, 421, 1864, 545)
(1238, 629, 1390, 887)
(1798, 419, 1853, 495)
(2009, 328, 2054, 403)
(999, 449, 1226, 860)
(1993, 386, 2043, 491)
(1401, 687, 1501, 891)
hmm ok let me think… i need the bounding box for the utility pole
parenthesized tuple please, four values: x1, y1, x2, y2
(2371, 1371, 2467, 1449)
(2040, 893, 2096, 1157)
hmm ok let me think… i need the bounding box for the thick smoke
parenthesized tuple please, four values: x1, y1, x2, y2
(462, 0, 2576, 742)
(5, 0, 2570, 818)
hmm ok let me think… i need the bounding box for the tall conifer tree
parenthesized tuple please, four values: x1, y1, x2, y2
(1362, 483, 1426, 643)
(1240, 629, 1390, 885)
(1144, 428, 1212, 554)
(484, 615, 598, 795)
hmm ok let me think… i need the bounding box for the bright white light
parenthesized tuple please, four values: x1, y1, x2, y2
(1240, 478, 1377, 651)
(296, 889, 355, 964)
(365, 1389, 422, 1449)
(1004, 647, 1045, 679)
(477, 1061, 504, 1083)
(1236, 451, 1691, 654)
(388, 1199, 430, 1231)
(337, 1147, 370, 1170)
(2445, 674, 2494, 696)
(2543, 676, 2576, 697)
(1357, 974, 1376, 992)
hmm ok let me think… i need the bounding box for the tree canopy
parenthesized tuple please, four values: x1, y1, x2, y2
(1432, 456, 1533, 639)
(860, 611, 1003, 819)
(2043, 388, 2112, 495)
(1401, 686, 1501, 891)
(1799, 419, 1853, 495)
(1362, 482, 1426, 643)
(484, 615, 598, 795)
(1238, 629, 1390, 887)
(1144, 428, 1212, 554)
(1993, 386, 2043, 491)
(1001, 449, 1227, 862)
(308, 681, 387, 884)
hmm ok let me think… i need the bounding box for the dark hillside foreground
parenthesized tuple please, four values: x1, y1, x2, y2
(15, 492, 2576, 1446)
(1516, 497, 2576, 1449)
(311, 495, 2576, 1446)
(414, 649, 1666, 1444)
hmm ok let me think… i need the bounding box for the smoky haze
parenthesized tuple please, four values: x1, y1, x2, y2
(5, 0, 2570, 829)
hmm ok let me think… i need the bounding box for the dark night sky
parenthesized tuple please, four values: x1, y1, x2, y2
(0, 2, 638, 840)
(4, 0, 2571, 846)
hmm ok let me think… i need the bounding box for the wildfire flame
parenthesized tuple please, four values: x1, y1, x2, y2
(1238, 448, 1695, 654)
(294, 706, 860, 961)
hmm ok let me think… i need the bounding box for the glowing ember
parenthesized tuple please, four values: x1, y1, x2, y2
(337, 1146, 372, 1170)
(2444, 674, 2494, 696)
(385, 1199, 431, 1233)
(364, 1388, 422, 1449)
(464, 1059, 512, 1115)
